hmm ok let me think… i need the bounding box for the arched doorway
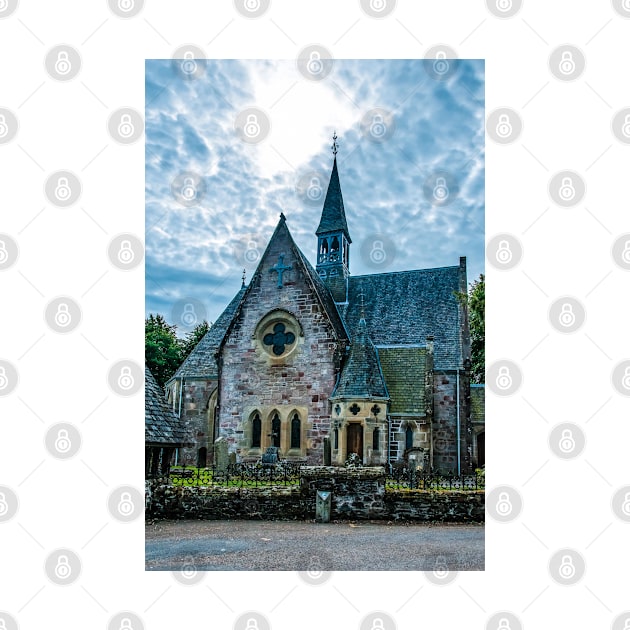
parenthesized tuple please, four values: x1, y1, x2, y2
(346, 424, 363, 462)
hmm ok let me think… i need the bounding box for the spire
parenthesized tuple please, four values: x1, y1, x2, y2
(332, 310, 389, 400)
(315, 135, 352, 243)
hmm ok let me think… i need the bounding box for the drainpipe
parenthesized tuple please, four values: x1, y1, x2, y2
(456, 370, 461, 476)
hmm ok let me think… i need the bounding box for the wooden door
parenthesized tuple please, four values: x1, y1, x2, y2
(346, 424, 363, 462)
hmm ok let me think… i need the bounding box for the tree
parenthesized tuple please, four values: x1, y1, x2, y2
(456, 274, 485, 384)
(180, 321, 211, 360)
(145, 314, 182, 389)
(145, 315, 211, 388)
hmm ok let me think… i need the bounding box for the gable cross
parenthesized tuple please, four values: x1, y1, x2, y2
(270, 254, 292, 288)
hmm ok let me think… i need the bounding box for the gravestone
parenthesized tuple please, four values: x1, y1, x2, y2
(214, 437, 229, 473)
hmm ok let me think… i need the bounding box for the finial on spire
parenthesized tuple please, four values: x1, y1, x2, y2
(280, 212, 286, 222)
(331, 131, 338, 156)
(241, 268, 246, 287)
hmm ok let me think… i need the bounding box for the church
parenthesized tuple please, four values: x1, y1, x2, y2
(164, 142, 484, 474)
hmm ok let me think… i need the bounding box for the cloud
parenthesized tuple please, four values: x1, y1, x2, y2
(145, 59, 485, 329)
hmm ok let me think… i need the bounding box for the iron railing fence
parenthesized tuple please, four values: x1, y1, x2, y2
(165, 463, 484, 491)
(168, 462, 303, 487)
(386, 467, 485, 491)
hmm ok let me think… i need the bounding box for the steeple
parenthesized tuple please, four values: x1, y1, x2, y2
(315, 135, 351, 243)
(316, 133, 352, 303)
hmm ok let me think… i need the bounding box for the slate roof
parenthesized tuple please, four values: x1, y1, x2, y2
(377, 346, 427, 415)
(145, 366, 192, 446)
(315, 157, 352, 242)
(170, 285, 247, 380)
(339, 267, 463, 370)
(332, 316, 389, 400)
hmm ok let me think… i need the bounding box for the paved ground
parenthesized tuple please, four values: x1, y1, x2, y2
(145, 520, 484, 571)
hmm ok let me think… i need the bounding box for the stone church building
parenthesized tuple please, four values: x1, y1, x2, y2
(165, 150, 484, 473)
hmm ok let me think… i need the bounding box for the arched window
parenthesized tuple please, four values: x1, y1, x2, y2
(252, 413, 261, 448)
(271, 413, 281, 448)
(290, 413, 300, 449)
(373, 427, 380, 452)
(405, 425, 414, 450)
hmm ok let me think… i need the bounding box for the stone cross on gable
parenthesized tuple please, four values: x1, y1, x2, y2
(270, 254, 292, 288)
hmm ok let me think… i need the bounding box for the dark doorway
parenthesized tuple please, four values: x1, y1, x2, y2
(477, 432, 485, 468)
(197, 447, 207, 468)
(346, 423, 363, 462)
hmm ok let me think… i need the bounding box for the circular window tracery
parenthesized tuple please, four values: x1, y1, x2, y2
(256, 311, 300, 359)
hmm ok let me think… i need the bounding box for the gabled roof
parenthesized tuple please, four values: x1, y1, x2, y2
(218, 215, 349, 353)
(315, 157, 352, 243)
(170, 285, 247, 380)
(332, 315, 389, 400)
(145, 366, 193, 446)
(338, 266, 463, 370)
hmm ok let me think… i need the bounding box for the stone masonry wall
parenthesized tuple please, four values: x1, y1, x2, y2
(218, 232, 344, 464)
(145, 469, 484, 522)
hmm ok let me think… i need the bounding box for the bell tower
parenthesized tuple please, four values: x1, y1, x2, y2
(316, 133, 352, 303)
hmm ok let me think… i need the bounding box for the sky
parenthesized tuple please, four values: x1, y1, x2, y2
(145, 58, 485, 332)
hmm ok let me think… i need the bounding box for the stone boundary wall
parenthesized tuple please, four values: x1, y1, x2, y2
(146, 467, 484, 522)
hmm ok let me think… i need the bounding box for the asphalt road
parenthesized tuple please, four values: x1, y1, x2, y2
(145, 520, 484, 571)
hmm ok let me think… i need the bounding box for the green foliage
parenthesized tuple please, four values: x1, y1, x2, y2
(455, 274, 485, 384)
(145, 314, 211, 388)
